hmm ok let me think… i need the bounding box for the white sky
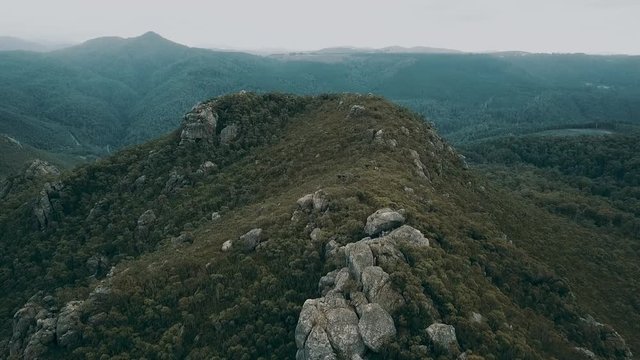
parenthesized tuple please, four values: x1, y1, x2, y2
(1, 0, 639, 54)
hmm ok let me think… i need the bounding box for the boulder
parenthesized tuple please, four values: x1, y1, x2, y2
(23, 317, 56, 360)
(427, 323, 460, 355)
(345, 242, 374, 282)
(172, 233, 194, 246)
(361, 266, 405, 314)
(163, 170, 187, 193)
(197, 161, 217, 174)
(221, 240, 233, 252)
(297, 194, 314, 209)
(325, 307, 364, 358)
(24, 160, 60, 179)
(303, 326, 337, 360)
(86, 254, 110, 278)
(56, 301, 84, 348)
(312, 190, 329, 212)
(220, 124, 239, 144)
(358, 303, 396, 352)
(211, 212, 221, 221)
(309, 228, 323, 242)
(9, 302, 39, 357)
(364, 208, 406, 236)
(347, 105, 366, 119)
(180, 103, 217, 144)
(238, 228, 264, 252)
(367, 239, 407, 268)
(408, 149, 429, 179)
(385, 225, 429, 247)
(33, 181, 63, 230)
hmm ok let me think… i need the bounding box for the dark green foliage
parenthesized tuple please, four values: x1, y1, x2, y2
(0, 94, 635, 359)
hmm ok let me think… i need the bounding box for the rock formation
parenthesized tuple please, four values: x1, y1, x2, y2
(180, 102, 217, 144)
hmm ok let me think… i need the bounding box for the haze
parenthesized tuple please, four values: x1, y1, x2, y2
(2, 0, 640, 54)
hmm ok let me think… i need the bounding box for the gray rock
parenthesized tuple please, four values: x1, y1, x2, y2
(361, 266, 404, 313)
(310, 228, 323, 242)
(312, 190, 329, 212)
(358, 303, 396, 352)
(221, 240, 233, 252)
(385, 225, 429, 247)
(364, 208, 406, 236)
(211, 212, 221, 221)
(220, 124, 239, 144)
(325, 240, 345, 266)
(56, 300, 84, 348)
(9, 302, 39, 357)
(180, 103, 217, 144)
(86, 254, 109, 278)
(325, 307, 364, 358)
(470, 312, 483, 324)
(350, 292, 369, 317)
(137, 210, 156, 227)
(400, 126, 410, 136)
(408, 149, 429, 179)
(238, 228, 264, 252)
(367, 239, 407, 268)
(304, 326, 337, 360)
(197, 161, 217, 174)
(373, 130, 385, 145)
(23, 317, 56, 360)
(295, 299, 321, 349)
(347, 105, 366, 119)
(333, 267, 352, 293)
(426, 323, 460, 355)
(297, 194, 314, 209)
(318, 270, 339, 296)
(574, 347, 598, 359)
(24, 160, 60, 179)
(345, 242, 374, 282)
(163, 170, 187, 193)
(33, 181, 63, 230)
(172, 233, 194, 246)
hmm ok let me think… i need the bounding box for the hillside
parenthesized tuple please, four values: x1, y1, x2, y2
(1, 32, 640, 176)
(0, 93, 634, 359)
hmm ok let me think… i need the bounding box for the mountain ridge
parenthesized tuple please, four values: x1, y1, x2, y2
(0, 93, 634, 359)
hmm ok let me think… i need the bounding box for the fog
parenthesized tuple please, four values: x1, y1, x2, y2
(1, 0, 639, 54)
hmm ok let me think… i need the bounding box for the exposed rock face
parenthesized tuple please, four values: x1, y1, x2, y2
(347, 105, 366, 119)
(312, 190, 329, 212)
(33, 181, 63, 230)
(345, 242, 374, 282)
(56, 301, 84, 348)
(9, 301, 39, 357)
(225, 228, 265, 252)
(427, 323, 460, 355)
(220, 124, 239, 144)
(24, 159, 60, 179)
(408, 149, 429, 179)
(296, 207, 416, 359)
(136, 209, 157, 239)
(358, 303, 396, 352)
(385, 225, 429, 247)
(180, 102, 217, 144)
(364, 208, 406, 236)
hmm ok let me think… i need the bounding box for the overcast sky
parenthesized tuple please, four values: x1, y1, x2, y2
(1, 0, 639, 54)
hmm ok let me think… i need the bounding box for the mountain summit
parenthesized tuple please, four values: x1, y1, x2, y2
(0, 93, 633, 359)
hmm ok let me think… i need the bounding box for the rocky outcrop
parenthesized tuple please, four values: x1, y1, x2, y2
(56, 301, 84, 348)
(221, 228, 265, 252)
(346, 105, 366, 119)
(364, 208, 405, 236)
(427, 323, 460, 355)
(8, 294, 86, 359)
(408, 149, 429, 179)
(219, 124, 239, 144)
(296, 208, 423, 359)
(24, 160, 60, 179)
(358, 303, 396, 352)
(163, 170, 187, 193)
(33, 181, 63, 230)
(196, 161, 217, 175)
(180, 102, 217, 144)
(136, 209, 157, 239)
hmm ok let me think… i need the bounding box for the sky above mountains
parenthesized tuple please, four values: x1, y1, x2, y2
(1, 0, 639, 54)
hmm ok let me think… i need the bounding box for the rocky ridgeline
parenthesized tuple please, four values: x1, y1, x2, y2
(179, 100, 239, 145)
(293, 193, 461, 360)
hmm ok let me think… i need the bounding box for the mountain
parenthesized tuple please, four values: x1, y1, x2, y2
(0, 93, 635, 359)
(1, 32, 640, 177)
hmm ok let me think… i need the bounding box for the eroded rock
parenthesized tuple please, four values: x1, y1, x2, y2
(180, 103, 217, 144)
(427, 323, 460, 355)
(358, 303, 396, 352)
(364, 208, 406, 236)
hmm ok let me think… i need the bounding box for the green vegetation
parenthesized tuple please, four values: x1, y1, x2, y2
(463, 129, 640, 355)
(0, 94, 635, 359)
(1, 33, 640, 176)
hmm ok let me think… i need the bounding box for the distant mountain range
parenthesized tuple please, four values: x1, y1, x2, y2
(0, 31, 639, 176)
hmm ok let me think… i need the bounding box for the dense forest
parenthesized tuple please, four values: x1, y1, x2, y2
(1, 94, 635, 359)
(1, 32, 639, 176)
